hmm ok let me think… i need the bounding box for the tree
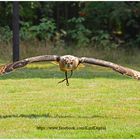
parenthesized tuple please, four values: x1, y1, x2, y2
(12, 1, 20, 62)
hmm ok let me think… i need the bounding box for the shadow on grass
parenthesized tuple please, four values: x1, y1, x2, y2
(0, 113, 120, 121)
(0, 113, 105, 119)
(0, 114, 106, 130)
(0, 66, 130, 81)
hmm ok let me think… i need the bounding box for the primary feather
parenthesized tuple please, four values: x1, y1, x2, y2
(0, 55, 59, 75)
(80, 57, 140, 80)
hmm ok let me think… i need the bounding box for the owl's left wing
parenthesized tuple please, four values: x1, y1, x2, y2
(80, 57, 140, 80)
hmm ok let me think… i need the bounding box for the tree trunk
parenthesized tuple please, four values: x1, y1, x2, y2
(12, 1, 20, 62)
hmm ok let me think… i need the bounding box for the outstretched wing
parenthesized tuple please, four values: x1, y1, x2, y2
(80, 57, 140, 80)
(0, 55, 60, 75)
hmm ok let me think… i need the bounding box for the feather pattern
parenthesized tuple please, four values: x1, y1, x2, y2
(80, 57, 140, 80)
(0, 55, 59, 75)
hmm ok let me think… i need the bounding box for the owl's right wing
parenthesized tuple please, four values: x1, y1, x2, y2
(0, 55, 60, 75)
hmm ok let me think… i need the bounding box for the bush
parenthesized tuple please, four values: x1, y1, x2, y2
(67, 17, 91, 47)
(0, 26, 12, 44)
(20, 18, 56, 41)
(91, 30, 119, 50)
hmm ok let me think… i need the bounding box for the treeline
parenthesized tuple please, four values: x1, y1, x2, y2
(0, 1, 140, 49)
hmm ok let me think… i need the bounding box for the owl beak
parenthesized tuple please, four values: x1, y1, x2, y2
(65, 63, 69, 68)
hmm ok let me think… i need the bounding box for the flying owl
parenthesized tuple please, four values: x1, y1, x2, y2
(0, 55, 140, 86)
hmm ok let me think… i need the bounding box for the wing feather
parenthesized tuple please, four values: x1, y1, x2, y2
(0, 55, 60, 75)
(80, 57, 140, 80)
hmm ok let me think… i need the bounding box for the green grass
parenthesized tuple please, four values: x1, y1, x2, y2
(0, 62, 140, 138)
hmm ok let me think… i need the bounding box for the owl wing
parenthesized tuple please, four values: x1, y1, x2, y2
(80, 57, 140, 80)
(0, 55, 60, 75)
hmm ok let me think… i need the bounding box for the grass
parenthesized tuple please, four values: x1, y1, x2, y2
(0, 61, 140, 138)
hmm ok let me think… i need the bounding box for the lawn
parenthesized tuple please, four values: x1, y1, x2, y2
(0, 62, 140, 138)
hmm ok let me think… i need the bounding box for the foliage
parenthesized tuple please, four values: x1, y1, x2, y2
(91, 30, 118, 50)
(20, 18, 56, 41)
(0, 26, 12, 43)
(83, 2, 140, 48)
(67, 17, 91, 47)
(20, 21, 34, 40)
(30, 18, 56, 41)
(0, 2, 140, 48)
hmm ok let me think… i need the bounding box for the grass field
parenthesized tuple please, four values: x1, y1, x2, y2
(0, 62, 140, 138)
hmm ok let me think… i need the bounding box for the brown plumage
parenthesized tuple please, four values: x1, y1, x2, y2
(0, 55, 140, 86)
